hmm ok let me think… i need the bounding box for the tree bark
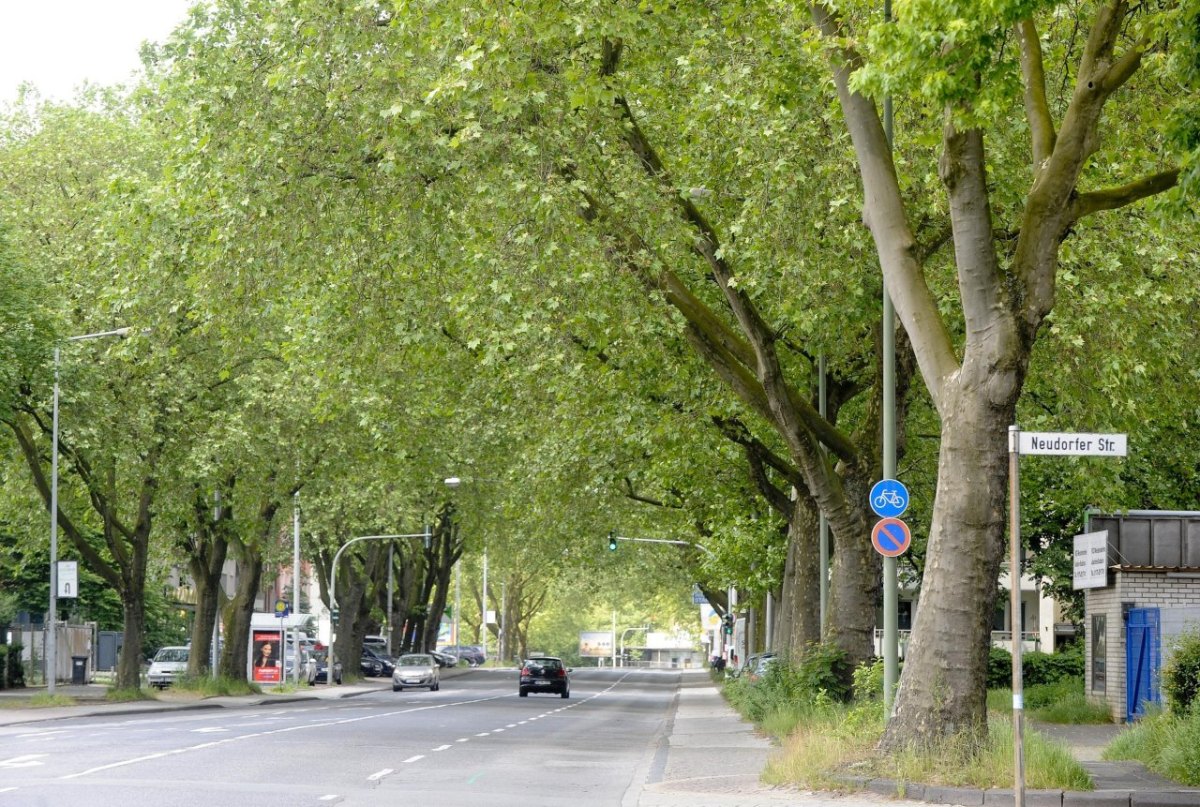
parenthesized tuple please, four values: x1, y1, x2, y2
(774, 495, 822, 660)
(219, 547, 262, 680)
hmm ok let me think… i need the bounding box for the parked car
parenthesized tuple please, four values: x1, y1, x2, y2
(429, 650, 458, 668)
(362, 647, 395, 677)
(147, 646, 189, 689)
(305, 648, 343, 685)
(438, 645, 485, 666)
(518, 656, 570, 698)
(392, 653, 440, 691)
(743, 652, 777, 682)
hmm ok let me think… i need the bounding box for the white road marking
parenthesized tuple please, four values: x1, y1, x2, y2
(0, 755, 47, 769)
(456, 738, 469, 743)
(319, 796, 338, 802)
(0, 787, 18, 793)
(475, 732, 490, 737)
(432, 744, 451, 752)
(59, 693, 512, 781)
(402, 755, 424, 764)
(191, 727, 229, 733)
(367, 768, 394, 780)
(17, 730, 65, 739)
(493, 728, 505, 732)
(506, 723, 517, 728)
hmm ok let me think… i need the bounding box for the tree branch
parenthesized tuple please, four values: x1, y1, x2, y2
(1070, 169, 1180, 220)
(1016, 17, 1056, 167)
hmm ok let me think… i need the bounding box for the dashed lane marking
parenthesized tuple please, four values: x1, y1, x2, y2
(367, 768, 394, 780)
(432, 745, 451, 752)
(402, 755, 424, 764)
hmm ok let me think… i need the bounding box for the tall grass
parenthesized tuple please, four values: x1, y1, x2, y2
(736, 655, 1091, 793)
(1105, 704, 1200, 785)
(989, 677, 1111, 724)
(170, 675, 262, 698)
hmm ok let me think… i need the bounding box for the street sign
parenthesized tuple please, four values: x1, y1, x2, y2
(1017, 431, 1127, 457)
(57, 561, 78, 598)
(274, 598, 290, 617)
(871, 518, 911, 557)
(869, 479, 910, 518)
(691, 586, 709, 605)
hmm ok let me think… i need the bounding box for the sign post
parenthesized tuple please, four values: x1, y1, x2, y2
(56, 561, 78, 599)
(1009, 427, 1126, 807)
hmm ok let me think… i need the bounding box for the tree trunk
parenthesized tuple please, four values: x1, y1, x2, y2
(774, 496, 822, 660)
(117, 590, 145, 690)
(828, 465, 882, 667)
(219, 550, 262, 680)
(880, 391, 1011, 750)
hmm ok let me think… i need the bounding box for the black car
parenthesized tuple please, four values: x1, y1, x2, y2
(305, 649, 343, 685)
(362, 647, 395, 677)
(439, 645, 485, 666)
(519, 656, 570, 698)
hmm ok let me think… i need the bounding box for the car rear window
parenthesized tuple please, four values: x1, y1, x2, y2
(399, 655, 431, 666)
(153, 648, 188, 663)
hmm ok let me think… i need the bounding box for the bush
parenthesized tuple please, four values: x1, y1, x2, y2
(988, 645, 1082, 690)
(0, 644, 24, 689)
(1163, 630, 1200, 714)
(722, 643, 851, 728)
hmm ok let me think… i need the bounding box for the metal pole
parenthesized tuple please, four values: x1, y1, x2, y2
(818, 354, 829, 633)
(1009, 425, 1025, 807)
(48, 328, 131, 692)
(48, 347, 60, 694)
(455, 563, 461, 647)
(765, 592, 774, 651)
(881, 0, 899, 713)
(293, 492, 300, 684)
(500, 581, 507, 664)
(611, 610, 617, 668)
(387, 542, 394, 657)
(481, 549, 488, 662)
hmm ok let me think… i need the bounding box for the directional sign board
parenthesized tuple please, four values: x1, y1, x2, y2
(872, 518, 911, 558)
(1072, 531, 1109, 590)
(869, 479, 910, 518)
(57, 561, 78, 598)
(1017, 432, 1127, 457)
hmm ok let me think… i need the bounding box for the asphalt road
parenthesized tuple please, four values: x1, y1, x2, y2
(0, 668, 676, 807)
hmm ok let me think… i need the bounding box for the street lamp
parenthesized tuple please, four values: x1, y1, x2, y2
(327, 531, 429, 686)
(48, 326, 132, 693)
(444, 476, 488, 663)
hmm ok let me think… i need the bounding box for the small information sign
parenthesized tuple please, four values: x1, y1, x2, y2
(1072, 531, 1109, 590)
(57, 561, 78, 598)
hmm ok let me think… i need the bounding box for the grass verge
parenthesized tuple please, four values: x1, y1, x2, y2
(761, 700, 1090, 792)
(106, 687, 152, 702)
(0, 693, 79, 709)
(989, 681, 1112, 724)
(1104, 705, 1200, 785)
(169, 675, 262, 698)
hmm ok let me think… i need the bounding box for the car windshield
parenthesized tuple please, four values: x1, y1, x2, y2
(525, 658, 560, 670)
(399, 655, 431, 666)
(153, 648, 188, 663)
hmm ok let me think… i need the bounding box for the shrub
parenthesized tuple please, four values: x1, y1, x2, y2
(1162, 630, 1200, 714)
(988, 647, 1012, 689)
(795, 643, 852, 702)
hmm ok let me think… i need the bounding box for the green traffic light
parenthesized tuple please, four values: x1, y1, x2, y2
(608, 536, 618, 551)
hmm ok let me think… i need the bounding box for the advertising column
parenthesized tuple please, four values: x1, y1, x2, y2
(251, 631, 282, 684)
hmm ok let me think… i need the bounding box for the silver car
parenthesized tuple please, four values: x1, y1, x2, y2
(392, 653, 440, 692)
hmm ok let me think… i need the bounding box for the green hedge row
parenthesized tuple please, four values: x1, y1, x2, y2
(987, 644, 1083, 689)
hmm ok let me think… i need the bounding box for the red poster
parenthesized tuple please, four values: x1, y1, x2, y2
(251, 632, 282, 683)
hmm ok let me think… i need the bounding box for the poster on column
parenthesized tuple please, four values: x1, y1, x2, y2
(251, 631, 282, 683)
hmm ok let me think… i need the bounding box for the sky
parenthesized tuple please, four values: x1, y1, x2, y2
(0, 0, 197, 103)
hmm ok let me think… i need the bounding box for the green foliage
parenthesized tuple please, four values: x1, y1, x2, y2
(988, 645, 1083, 689)
(172, 675, 261, 698)
(0, 644, 24, 689)
(1105, 702, 1200, 785)
(724, 643, 853, 726)
(1163, 630, 1200, 713)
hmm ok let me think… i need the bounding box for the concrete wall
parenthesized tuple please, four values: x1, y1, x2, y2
(1084, 570, 1200, 722)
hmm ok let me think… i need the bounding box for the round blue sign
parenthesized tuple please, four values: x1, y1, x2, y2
(869, 479, 909, 518)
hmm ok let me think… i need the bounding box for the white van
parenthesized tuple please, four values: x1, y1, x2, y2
(147, 646, 189, 689)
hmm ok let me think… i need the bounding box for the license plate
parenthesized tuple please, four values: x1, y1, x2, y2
(534, 680, 549, 686)
(403, 679, 421, 684)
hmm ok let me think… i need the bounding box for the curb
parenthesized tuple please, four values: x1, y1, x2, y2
(845, 776, 1200, 807)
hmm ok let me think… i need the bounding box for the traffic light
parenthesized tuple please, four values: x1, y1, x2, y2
(331, 606, 340, 626)
(722, 614, 734, 636)
(608, 533, 618, 551)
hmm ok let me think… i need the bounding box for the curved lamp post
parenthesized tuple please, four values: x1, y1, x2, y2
(327, 531, 428, 686)
(49, 327, 131, 693)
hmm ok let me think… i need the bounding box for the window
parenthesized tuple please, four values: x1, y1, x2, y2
(1091, 614, 1106, 693)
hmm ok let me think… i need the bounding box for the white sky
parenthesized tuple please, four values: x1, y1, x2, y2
(0, 0, 198, 103)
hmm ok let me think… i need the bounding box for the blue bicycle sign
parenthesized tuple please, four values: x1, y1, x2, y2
(869, 479, 909, 518)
